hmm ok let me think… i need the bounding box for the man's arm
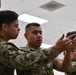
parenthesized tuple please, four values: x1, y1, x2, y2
(55, 51, 71, 72)
(66, 39, 76, 72)
(45, 34, 73, 65)
(0, 42, 59, 70)
(0, 34, 76, 70)
(53, 35, 76, 72)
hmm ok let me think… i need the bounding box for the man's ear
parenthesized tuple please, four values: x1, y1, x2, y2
(2, 23, 8, 31)
(24, 33, 27, 39)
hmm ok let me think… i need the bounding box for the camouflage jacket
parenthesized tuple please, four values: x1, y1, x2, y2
(16, 46, 60, 75)
(65, 61, 76, 75)
(0, 37, 57, 75)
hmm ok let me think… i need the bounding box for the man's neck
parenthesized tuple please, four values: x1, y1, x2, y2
(0, 35, 8, 41)
(27, 44, 40, 50)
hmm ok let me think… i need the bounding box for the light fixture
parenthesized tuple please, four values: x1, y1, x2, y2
(18, 14, 48, 24)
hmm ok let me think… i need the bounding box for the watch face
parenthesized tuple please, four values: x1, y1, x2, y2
(73, 36, 76, 40)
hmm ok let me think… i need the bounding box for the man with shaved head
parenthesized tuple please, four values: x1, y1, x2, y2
(16, 22, 76, 75)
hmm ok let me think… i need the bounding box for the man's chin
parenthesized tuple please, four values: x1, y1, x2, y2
(37, 44, 41, 47)
(11, 37, 18, 39)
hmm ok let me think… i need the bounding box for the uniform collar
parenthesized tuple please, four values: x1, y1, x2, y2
(26, 45, 41, 51)
(0, 36, 5, 42)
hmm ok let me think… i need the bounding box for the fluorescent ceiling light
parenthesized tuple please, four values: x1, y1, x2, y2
(41, 43, 52, 48)
(18, 14, 48, 24)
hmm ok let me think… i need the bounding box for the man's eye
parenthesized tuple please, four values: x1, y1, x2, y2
(33, 32, 37, 34)
(15, 25, 18, 27)
(39, 31, 42, 34)
(32, 31, 42, 35)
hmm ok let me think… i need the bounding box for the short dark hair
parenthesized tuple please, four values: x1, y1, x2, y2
(25, 22, 40, 29)
(66, 31, 76, 39)
(0, 10, 18, 29)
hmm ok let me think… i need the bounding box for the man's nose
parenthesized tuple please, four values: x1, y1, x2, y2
(18, 27, 20, 31)
(37, 32, 42, 37)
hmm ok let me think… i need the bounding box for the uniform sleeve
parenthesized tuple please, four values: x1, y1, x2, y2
(0, 42, 56, 70)
(52, 57, 61, 69)
(67, 61, 76, 72)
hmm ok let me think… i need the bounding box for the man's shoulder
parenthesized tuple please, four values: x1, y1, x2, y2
(6, 42, 19, 49)
(0, 41, 8, 49)
(19, 46, 31, 53)
(0, 41, 19, 51)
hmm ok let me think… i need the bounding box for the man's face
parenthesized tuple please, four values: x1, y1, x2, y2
(25, 26, 42, 48)
(6, 20, 20, 40)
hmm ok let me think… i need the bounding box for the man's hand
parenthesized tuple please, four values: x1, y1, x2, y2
(54, 33, 76, 52)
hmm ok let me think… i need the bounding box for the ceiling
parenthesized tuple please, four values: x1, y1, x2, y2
(0, 0, 76, 47)
(1, 0, 75, 75)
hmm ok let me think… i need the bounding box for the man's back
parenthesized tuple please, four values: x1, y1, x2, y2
(0, 37, 14, 75)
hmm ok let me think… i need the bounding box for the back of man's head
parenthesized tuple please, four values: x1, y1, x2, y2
(66, 31, 76, 39)
(0, 10, 18, 29)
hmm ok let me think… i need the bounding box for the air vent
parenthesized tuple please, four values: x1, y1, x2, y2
(40, 1, 65, 12)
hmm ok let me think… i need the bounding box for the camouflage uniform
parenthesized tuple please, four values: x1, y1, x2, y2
(16, 46, 60, 75)
(65, 61, 76, 75)
(0, 37, 57, 75)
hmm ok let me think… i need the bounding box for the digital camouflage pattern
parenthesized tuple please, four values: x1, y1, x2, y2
(16, 46, 60, 75)
(0, 37, 57, 75)
(65, 61, 76, 75)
